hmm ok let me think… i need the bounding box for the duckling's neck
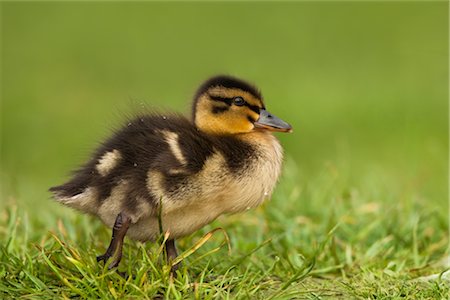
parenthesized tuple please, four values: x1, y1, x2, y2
(237, 131, 283, 168)
(236, 130, 278, 145)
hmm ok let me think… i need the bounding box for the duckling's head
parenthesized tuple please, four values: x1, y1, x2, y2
(192, 75, 292, 135)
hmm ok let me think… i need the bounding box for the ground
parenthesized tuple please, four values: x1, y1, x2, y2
(1, 158, 448, 299)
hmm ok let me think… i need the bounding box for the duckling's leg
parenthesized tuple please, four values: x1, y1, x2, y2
(165, 239, 181, 273)
(96, 212, 131, 269)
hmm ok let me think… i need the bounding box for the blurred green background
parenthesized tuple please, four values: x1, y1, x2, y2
(1, 2, 448, 224)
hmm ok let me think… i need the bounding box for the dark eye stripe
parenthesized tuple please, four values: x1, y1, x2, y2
(245, 103, 261, 114)
(212, 105, 229, 114)
(209, 95, 233, 105)
(209, 94, 261, 113)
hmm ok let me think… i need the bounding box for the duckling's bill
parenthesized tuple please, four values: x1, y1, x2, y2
(254, 109, 293, 133)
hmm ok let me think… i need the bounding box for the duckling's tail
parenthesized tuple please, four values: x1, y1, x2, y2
(49, 182, 98, 214)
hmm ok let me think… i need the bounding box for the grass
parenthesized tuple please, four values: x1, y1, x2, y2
(1, 1, 449, 299)
(1, 158, 449, 299)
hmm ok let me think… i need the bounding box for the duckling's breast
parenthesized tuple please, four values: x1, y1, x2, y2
(224, 132, 284, 213)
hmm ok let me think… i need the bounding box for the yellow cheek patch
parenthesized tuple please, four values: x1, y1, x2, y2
(216, 111, 255, 133)
(247, 110, 260, 122)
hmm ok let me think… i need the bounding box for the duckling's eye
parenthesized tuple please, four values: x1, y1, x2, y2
(233, 97, 245, 106)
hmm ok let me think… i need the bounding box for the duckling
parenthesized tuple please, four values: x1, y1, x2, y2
(50, 75, 292, 272)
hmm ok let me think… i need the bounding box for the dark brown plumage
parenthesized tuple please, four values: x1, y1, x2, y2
(50, 75, 292, 272)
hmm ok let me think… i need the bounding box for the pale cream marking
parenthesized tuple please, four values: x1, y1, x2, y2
(96, 149, 122, 176)
(162, 131, 187, 165)
(146, 170, 165, 206)
(97, 180, 129, 227)
(147, 152, 227, 213)
(55, 187, 98, 214)
(167, 168, 188, 175)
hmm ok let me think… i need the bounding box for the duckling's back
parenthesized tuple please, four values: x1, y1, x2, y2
(50, 113, 283, 241)
(50, 114, 211, 214)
